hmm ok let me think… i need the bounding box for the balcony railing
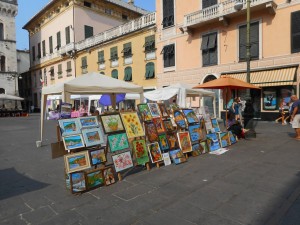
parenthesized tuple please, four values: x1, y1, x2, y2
(184, 0, 275, 28)
(59, 42, 76, 56)
(76, 12, 156, 51)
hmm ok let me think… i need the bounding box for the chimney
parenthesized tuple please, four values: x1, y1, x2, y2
(128, 0, 134, 5)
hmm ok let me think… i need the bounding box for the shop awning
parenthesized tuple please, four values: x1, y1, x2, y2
(221, 66, 297, 87)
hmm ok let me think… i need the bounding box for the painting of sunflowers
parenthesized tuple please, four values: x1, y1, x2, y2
(120, 112, 145, 138)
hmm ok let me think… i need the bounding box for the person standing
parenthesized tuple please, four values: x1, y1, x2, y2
(231, 97, 240, 121)
(290, 95, 300, 140)
(275, 98, 287, 125)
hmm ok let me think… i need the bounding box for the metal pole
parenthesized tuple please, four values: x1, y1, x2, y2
(246, 0, 251, 84)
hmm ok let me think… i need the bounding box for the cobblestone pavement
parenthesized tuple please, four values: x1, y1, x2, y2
(0, 115, 300, 225)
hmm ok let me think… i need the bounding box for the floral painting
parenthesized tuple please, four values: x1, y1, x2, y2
(132, 139, 150, 165)
(64, 151, 91, 173)
(107, 133, 129, 153)
(228, 131, 237, 144)
(166, 133, 179, 149)
(147, 103, 161, 118)
(177, 132, 192, 153)
(86, 169, 104, 190)
(188, 123, 202, 142)
(121, 112, 145, 138)
(79, 116, 99, 128)
(206, 133, 221, 152)
(163, 119, 176, 133)
(192, 143, 201, 156)
(158, 103, 169, 118)
(147, 142, 163, 163)
(144, 122, 159, 142)
(182, 109, 199, 124)
(89, 148, 106, 166)
(100, 113, 125, 134)
(219, 132, 230, 148)
(63, 134, 85, 151)
(137, 104, 152, 122)
(103, 167, 116, 186)
(200, 140, 209, 154)
(158, 133, 169, 151)
(58, 118, 81, 137)
(173, 110, 186, 129)
(211, 118, 220, 132)
(169, 149, 187, 165)
(152, 117, 165, 134)
(112, 151, 133, 173)
(70, 172, 86, 193)
(82, 127, 104, 147)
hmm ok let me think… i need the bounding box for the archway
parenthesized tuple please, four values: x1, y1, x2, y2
(0, 88, 5, 94)
(202, 74, 219, 117)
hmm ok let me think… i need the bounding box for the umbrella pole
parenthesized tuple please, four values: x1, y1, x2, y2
(225, 88, 228, 129)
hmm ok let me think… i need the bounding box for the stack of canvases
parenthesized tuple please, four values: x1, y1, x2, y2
(60, 116, 115, 194)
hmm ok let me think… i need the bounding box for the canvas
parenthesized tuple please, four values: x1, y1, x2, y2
(163, 119, 176, 133)
(120, 112, 145, 138)
(107, 133, 129, 153)
(147, 142, 163, 163)
(228, 131, 237, 144)
(200, 118, 207, 139)
(182, 109, 199, 124)
(65, 173, 71, 190)
(177, 132, 192, 153)
(166, 133, 179, 149)
(192, 143, 201, 156)
(58, 118, 81, 137)
(169, 149, 187, 164)
(206, 133, 221, 152)
(64, 151, 91, 173)
(158, 133, 170, 151)
(137, 104, 152, 122)
(173, 110, 186, 129)
(100, 113, 125, 134)
(60, 103, 72, 119)
(70, 172, 86, 193)
(188, 123, 202, 142)
(82, 127, 104, 147)
(63, 134, 85, 151)
(89, 148, 106, 166)
(103, 166, 116, 186)
(147, 103, 161, 118)
(152, 117, 166, 134)
(158, 103, 169, 118)
(85, 169, 104, 190)
(132, 139, 150, 165)
(211, 118, 221, 133)
(144, 122, 159, 142)
(163, 152, 171, 166)
(200, 140, 209, 154)
(112, 151, 134, 173)
(219, 132, 230, 148)
(79, 116, 99, 128)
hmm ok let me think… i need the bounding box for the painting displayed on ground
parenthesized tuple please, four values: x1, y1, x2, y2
(159, 103, 169, 118)
(163, 152, 171, 166)
(112, 151, 134, 173)
(59, 118, 81, 137)
(63, 134, 85, 151)
(148, 103, 161, 118)
(200, 119, 207, 139)
(263, 89, 277, 110)
(206, 133, 221, 152)
(200, 140, 209, 154)
(100, 113, 125, 134)
(211, 118, 220, 133)
(192, 143, 201, 156)
(89, 148, 106, 166)
(163, 119, 176, 133)
(70, 172, 86, 193)
(147, 142, 163, 163)
(166, 133, 179, 149)
(169, 149, 187, 164)
(144, 122, 159, 142)
(177, 132, 192, 153)
(60, 103, 72, 119)
(82, 127, 104, 147)
(173, 110, 186, 129)
(218, 132, 230, 148)
(86, 169, 104, 189)
(132, 139, 150, 165)
(107, 132, 129, 152)
(182, 109, 199, 124)
(152, 117, 166, 134)
(103, 167, 116, 186)
(137, 104, 152, 122)
(228, 131, 237, 144)
(120, 112, 145, 138)
(79, 116, 99, 128)
(188, 123, 202, 142)
(158, 133, 170, 151)
(64, 151, 91, 173)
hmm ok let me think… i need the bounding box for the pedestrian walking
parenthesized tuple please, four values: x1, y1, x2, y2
(275, 98, 287, 125)
(290, 95, 300, 140)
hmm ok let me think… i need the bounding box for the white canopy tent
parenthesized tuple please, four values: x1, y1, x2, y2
(0, 94, 24, 101)
(39, 72, 144, 146)
(144, 82, 216, 114)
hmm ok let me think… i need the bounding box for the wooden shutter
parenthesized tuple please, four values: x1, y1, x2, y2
(49, 36, 53, 54)
(250, 22, 259, 59)
(67, 61, 71, 71)
(124, 67, 132, 81)
(201, 35, 209, 50)
(146, 62, 155, 79)
(65, 26, 70, 44)
(0, 23, 3, 40)
(207, 33, 217, 49)
(291, 11, 300, 53)
(84, 25, 94, 39)
(37, 43, 41, 58)
(202, 51, 209, 66)
(239, 25, 247, 61)
(42, 40, 46, 57)
(98, 51, 104, 62)
(123, 42, 132, 57)
(163, 0, 174, 28)
(57, 32, 61, 49)
(81, 56, 87, 67)
(209, 47, 218, 65)
(110, 47, 118, 60)
(168, 44, 175, 67)
(112, 69, 118, 79)
(32, 46, 36, 61)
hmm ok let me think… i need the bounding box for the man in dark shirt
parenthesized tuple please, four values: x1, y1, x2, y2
(290, 95, 300, 140)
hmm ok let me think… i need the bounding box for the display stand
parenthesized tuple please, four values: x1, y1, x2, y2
(56, 125, 61, 142)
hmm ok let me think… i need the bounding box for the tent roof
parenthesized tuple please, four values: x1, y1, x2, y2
(0, 94, 24, 101)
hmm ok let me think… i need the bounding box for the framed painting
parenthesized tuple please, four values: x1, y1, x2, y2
(200, 140, 209, 154)
(63, 134, 85, 151)
(200, 118, 207, 139)
(192, 143, 201, 156)
(158, 133, 170, 151)
(163, 119, 176, 133)
(120, 112, 145, 138)
(177, 132, 192, 153)
(206, 133, 221, 152)
(158, 103, 169, 118)
(166, 133, 179, 150)
(132, 139, 150, 165)
(112, 151, 134, 173)
(82, 127, 104, 147)
(144, 122, 159, 142)
(147, 103, 161, 118)
(152, 117, 166, 134)
(103, 166, 116, 186)
(70, 172, 86, 194)
(107, 132, 130, 153)
(182, 109, 199, 124)
(228, 131, 237, 144)
(89, 148, 106, 166)
(137, 104, 152, 122)
(173, 110, 186, 129)
(64, 151, 91, 173)
(100, 113, 125, 134)
(60, 103, 72, 119)
(85, 168, 104, 190)
(211, 118, 220, 133)
(218, 132, 230, 148)
(163, 152, 171, 166)
(58, 118, 81, 137)
(188, 123, 202, 142)
(147, 142, 163, 163)
(169, 149, 187, 165)
(79, 116, 99, 128)
(65, 173, 71, 190)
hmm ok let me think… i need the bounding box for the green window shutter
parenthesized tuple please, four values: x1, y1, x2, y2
(239, 25, 247, 61)
(145, 35, 155, 52)
(81, 56, 87, 67)
(42, 40, 46, 57)
(56, 32, 61, 49)
(37, 43, 41, 58)
(84, 25, 94, 39)
(250, 21, 259, 59)
(112, 69, 118, 79)
(110, 46, 118, 60)
(124, 67, 132, 81)
(291, 11, 300, 53)
(201, 35, 209, 50)
(145, 62, 155, 79)
(65, 26, 70, 44)
(123, 42, 132, 57)
(98, 51, 104, 63)
(49, 36, 53, 54)
(207, 33, 217, 49)
(58, 64, 62, 72)
(67, 61, 72, 71)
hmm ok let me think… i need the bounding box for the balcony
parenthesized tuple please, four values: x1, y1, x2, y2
(76, 12, 156, 51)
(183, 0, 276, 30)
(59, 43, 76, 56)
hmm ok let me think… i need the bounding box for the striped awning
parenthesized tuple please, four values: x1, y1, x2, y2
(222, 67, 297, 87)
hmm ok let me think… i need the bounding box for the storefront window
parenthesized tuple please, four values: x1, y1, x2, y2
(263, 86, 294, 110)
(263, 88, 277, 110)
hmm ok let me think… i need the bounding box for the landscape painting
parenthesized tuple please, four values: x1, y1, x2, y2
(147, 142, 163, 163)
(173, 110, 186, 129)
(103, 167, 116, 186)
(120, 112, 145, 138)
(58, 118, 81, 137)
(192, 143, 201, 156)
(169, 149, 187, 165)
(137, 104, 152, 122)
(177, 132, 192, 153)
(182, 109, 199, 124)
(64, 151, 91, 173)
(206, 133, 221, 152)
(211, 118, 220, 132)
(112, 151, 134, 173)
(63, 134, 85, 151)
(86, 169, 104, 190)
(144, 122, 159, 142)
(100, 113, 125, 134)
(89, 148, 106, 166)
(188, 123, 201, 142)
(82, 127, 104, 147)
(107, 133, 130, 153)
(79, 116, 99, 128)
(132, 139, 150, 165)
(70, 172, 86, 193)
(219, 132, 230, 148)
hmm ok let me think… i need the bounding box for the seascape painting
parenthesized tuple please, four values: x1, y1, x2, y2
(206, 133, 221, 152)
(182, 109, 199, 124)
(63, 134, 85, 150)
(64, 151, 91, 173)
(188, 123, 202, 142)
(59, 118, 81, 137)
(211, 118, 220, 132)
(229, 131, 237, 144)
(173, 110, 186, 129)
(218, 132, 230, 148)
(89, 148, 106, 165)
(82, 127, 104, 147)
(70, 172, 86, 193)
(79, 116, 99, 128)
(169, 149, 187, 165)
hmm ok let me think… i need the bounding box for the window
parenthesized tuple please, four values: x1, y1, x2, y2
(66, 61, 72, 76)
(124, 67, 132, 81)
(122, 42, 132, 58)
(43, 68, 47, 86)
(145, 62, 155, 79)
(201, 32, 218, 66)
(162, 44, 175, 68)
(0, 56, 5, 71)
(37, 43, 41, 58)
(122, 14, 128, 20)
(56, 31, 61, 50)
(239, 21, 259, 61)
(291, 11, 300, 53)
(202, 0, 217, 9)
(49, 36, 53, 54)
(84, 1, 91, 7)
(110, 46, 118, 60)
(58, 64, 62, 78)
(84, 25, 93, 39)
(145, 35, 155, 52)
(111, 69, 118, 79)
(65, 26, 70, 44)
(32, 46, 36, 61)
(49, 66, 54, 79)
(0, 88, 5, 94)
(0, 23, 3, 40)
(42, 40, 46, 57)
(81, 56, 88, 73)
(98, 51, 105, 63)
(162, 0, 174, 28)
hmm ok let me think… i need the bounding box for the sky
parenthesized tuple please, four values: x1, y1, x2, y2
(16, 0, 156, 50)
